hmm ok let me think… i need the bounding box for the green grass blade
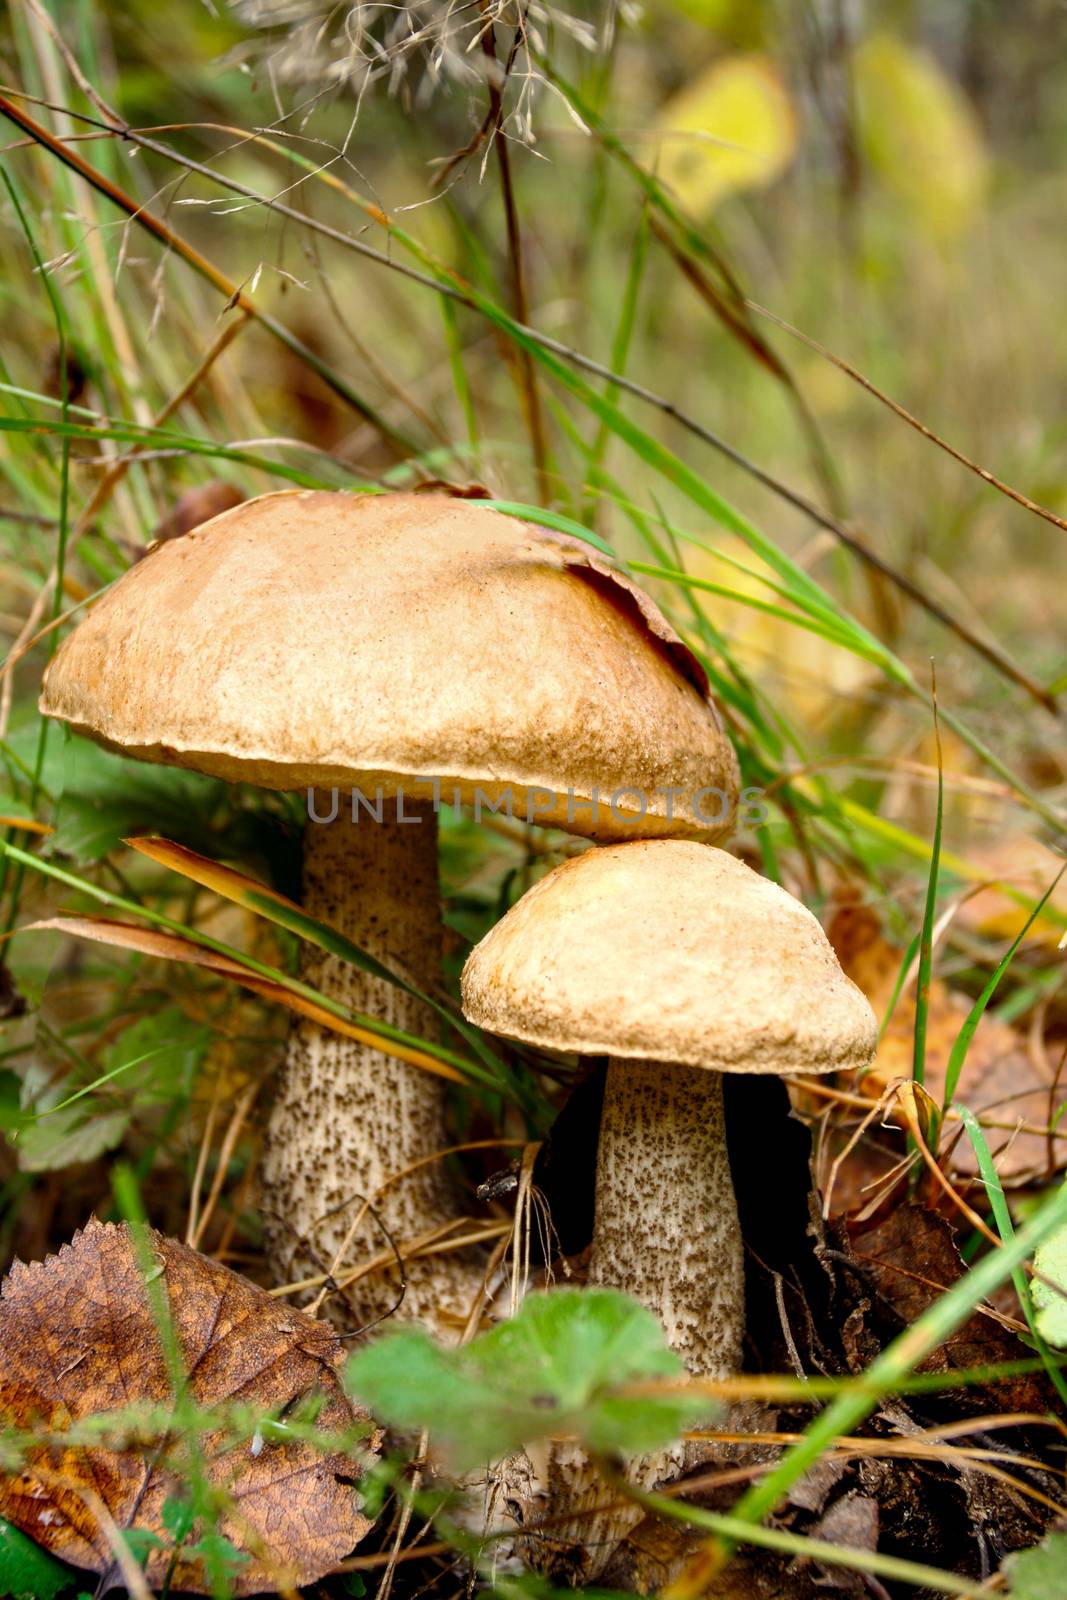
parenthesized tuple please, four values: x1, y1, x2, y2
(912, 695, 945, 1092)
(953, 1104, 1067, 1408)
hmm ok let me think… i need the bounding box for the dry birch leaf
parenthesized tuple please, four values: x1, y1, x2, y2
(0, 1219, 378, 1595)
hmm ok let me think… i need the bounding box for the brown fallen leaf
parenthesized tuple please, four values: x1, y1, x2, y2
(804, 1492, 877, 1593)
(953, 834, 1067, 948)
(142, 482, 245, 556)
(0, 1219, 379, 1595)
(849, 1202, 1049, 1414)
(828, 903, 1067, 1182)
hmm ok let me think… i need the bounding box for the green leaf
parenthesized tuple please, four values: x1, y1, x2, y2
(102, 1008, 209, 1109)
(345, 1288, 709, 1472)
(13, 1104, 129, 1171)
(1003, 1531, 1067, 1599)
(0, 1073, 21, 1132)
(49, 738, 225, 865)
(11, 1009, 209, 1171)
(0, 1518, 74, 1600)
(161, 1494, 196, 1542)
(121, 1528, 166, 1561)
(1032, 1189, 1067, 1348)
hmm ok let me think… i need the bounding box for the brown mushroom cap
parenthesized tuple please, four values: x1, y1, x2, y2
(40, 491, 739, 843)
(461, 841, 878, 1074)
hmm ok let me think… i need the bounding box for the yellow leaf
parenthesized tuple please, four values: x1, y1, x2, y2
(853, 34, 988, 240)
(654, 54, 797, 214)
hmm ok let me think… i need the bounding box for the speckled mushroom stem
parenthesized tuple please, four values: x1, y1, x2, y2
(589, 1060, 742, 1370)
(538, 1059, 743, 1583)
(261, 794, 481, 1335)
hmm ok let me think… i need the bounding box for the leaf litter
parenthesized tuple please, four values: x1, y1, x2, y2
(0, 1219, 379, 1595)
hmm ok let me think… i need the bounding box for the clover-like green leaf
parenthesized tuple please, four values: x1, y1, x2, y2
(1003, 1531, 1067, 1598)
(0, 1517, 74, 1600)
(345, 1288, 709, 1472)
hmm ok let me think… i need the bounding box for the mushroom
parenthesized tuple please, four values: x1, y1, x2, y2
(461, 839, 877, 1573)
(39, 491, 739, 1333)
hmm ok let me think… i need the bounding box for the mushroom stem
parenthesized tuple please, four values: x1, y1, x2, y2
(539, 1060, 742, 1582)
(261, 794, 481, 1334)
(590, 1059, 743, 1375)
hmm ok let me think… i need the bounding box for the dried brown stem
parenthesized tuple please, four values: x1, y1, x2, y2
(478, 5, 550, 501)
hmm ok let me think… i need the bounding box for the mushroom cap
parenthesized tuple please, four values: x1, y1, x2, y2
(40, 491, 739, 843)
(461, 841, 878, 1075)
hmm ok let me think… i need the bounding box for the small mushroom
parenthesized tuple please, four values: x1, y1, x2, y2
(40, 492, 739, 1333)
(461, 840, 877, 1575)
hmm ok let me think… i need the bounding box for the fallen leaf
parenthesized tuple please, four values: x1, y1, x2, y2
(805, 1492, 878, 1593)
(0, 1219, 378, 1595)
(849, 1203, 1048, 1413)
(828, 904, 1067, 1182)
(603, 1523, 821, 1598)
(953, 835, 1067, 949)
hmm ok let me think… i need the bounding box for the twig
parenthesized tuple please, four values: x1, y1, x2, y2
(0, 92, 415, 459)
(73, 312, 251, 542)
(747, 296, 1067, 541)
(190, 1078, 258, 1251)
(478, 3, 549, 500)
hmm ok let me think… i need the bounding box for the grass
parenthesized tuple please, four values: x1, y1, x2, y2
(1, 1, 1067, 1596)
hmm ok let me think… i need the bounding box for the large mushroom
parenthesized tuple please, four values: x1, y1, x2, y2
(39, 491, 739, 1332)
(461, 840, 877, 1573)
